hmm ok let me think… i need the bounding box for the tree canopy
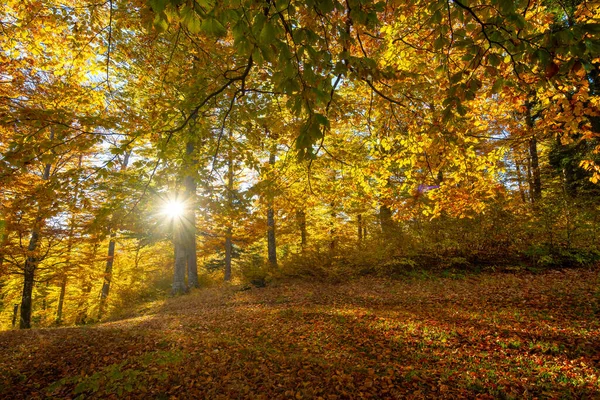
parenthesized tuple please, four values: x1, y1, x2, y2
(0, 0, 599, 330)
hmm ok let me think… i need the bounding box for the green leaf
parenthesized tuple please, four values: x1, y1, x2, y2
(583, 23, 600, 34)
(450, 72, 462, 84)
(153, 13, 169, 32)
(260, 21, 276, 45)
(434, 36, 445, 50)
(491, 78, 504, 94)
(201, 18, 227, 37)
(314, 113, 329, 128)
(316, 0, 335, 13)
(487, 53, 501, 67)
(149, 0, 168, 13)
(186, 15, 202, 34)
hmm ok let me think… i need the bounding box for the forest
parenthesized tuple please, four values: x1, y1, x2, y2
(1, 0, 600, 398)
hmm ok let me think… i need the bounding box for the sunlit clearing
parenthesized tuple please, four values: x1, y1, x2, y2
(163, 200, 185, 219)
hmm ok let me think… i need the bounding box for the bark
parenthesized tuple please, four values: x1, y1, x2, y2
(41, 282, 48, 312)
(98, 152, 130, 318)
(267, 207, 277, 268)
(514, 156, 527, 203)
(297, 210, 307, 248)
(74, 282, 92, 325)
(224, 138, 234, 281)
(526, 98, 542, 203)
(19, 151, 52, 329)
(357, 214, 363, 241)
(20, 228, 39, 329)
(12, 304, 18, 328)
(267, 149, 277, 269)
(0, 226, 7, 273)
(329, 202, 336, 251)
(57, 156, 81, 326)
(379, 205, 395, 237)
(526, 152, 534, 202)
(98, 234, 116, 319)
(224, 228, 232, 281)
(528, 135, 542, 203)
(76, 242, 99, 324)
(184, 141, 199, 288)
(172, 226, 187, 295)
(55, 274, 67, 325)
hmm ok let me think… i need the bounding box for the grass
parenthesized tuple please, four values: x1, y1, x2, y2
(0, 268, 599, 399)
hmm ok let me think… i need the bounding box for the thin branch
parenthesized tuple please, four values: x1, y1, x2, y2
(163, 55, 254, 144)
(106, 0, 113, 92)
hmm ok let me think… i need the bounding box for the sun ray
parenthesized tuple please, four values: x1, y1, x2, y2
(162, 199, 185, 219)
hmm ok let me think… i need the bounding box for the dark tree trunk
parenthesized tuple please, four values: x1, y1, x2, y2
(526, 98, 542, 203)
(184, 141, 199, 288)
(98, 234, 116, 319)
(75, 283, 92, 325)
(357, 214, 363, 241)
(528, 135, 542, 203)
(98, 152, 130, 318)
(297, 210, 307, 248)
(379, 205, 394, 237)
(19, 155, 52, 329)
(20, 239, 38, 329)
(267, 149, 277, 269)
(224, 138, 234, 281)
(329, 202, 336, 251)
(12, 304, 18, 328)
(41, 282, 48, 312)
(267, 207, 277, 268)
(224, 228, 232, 281)
(55, 274, 67, 325)
(0, 226, 7, 274)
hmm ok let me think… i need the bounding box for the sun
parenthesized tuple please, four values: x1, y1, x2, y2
(162, 199, 185, 219)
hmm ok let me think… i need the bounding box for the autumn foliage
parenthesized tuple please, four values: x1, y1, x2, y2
(2, 271, 600, 398)
(1, 0, 600, 396)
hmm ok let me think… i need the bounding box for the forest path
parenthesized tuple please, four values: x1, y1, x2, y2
(1, 270, 599, 399)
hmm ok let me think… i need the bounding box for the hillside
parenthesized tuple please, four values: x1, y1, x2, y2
(1, 270, 600, 399)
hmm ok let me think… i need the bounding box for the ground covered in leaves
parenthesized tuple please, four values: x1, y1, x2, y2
(1, 269, 600, 399)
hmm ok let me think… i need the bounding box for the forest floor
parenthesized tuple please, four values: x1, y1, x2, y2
(1, 269, 600, 399)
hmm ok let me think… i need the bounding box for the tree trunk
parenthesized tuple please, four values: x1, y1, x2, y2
(12, 304, 18, 328)
(184, 141, 199, 288)
(379, 205, 394, 237)
(526, 99, 542, 203)
(528, 135, 542, 203)
(75, 282, 92, 325)
(19, 150, 52, 329)
(57, 155, 82, 326)
(98, 233, 116, 319)
(224, 228, 232, 281)
(329, 202, 336, 251)
(98, 152, 130, 319)
(267, 149, 277, 269)
(267, 207, 277, 268)
(357, 214, 363, 241)
(172, 225, 187, 295)
(514, 155, 527, 203)
(20, 230, 39, 329)
(55, 274, 67, 325)
(297, 210, 307, 248)
(0, 222, 8, 274)
(224, 137, 234, 281)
